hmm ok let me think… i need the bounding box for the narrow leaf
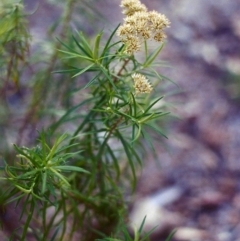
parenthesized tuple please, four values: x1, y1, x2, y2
(55, 165, 90, 174)
(58, 49, 94, 62)
(72, 63, 95, 78)
(93, 33, 102, 60)
(77, 32, 93, 57)
(144, 43, 164, 67)
(144, 123, 168, 139)
(116, 130, 136, 189)
(143, 96, 164, 114)
(72, 34, 92, 57)
(99, 65, 118, 92)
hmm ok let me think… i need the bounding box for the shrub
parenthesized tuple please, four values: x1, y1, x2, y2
(0, 0, 174, 240)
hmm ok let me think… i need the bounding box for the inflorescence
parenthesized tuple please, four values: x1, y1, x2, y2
(132, 73, 153, 94)
(117, 0, 170, 55)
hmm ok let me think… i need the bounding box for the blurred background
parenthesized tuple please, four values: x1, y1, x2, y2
(2, 0, 240, 240)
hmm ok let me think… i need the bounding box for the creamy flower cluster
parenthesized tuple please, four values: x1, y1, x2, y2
(117, 0, 170, 55)
(132, 73, 153, 94)
(120, 0, 147, 16)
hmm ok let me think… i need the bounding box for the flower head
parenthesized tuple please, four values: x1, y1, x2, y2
(148, 11, 170, 30)
(120, 0, 147, 16)
(124, 36, 141, 55)
(132, 73, 153, 94)
(118, 0, 170, 55)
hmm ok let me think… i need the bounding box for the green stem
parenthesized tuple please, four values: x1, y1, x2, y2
(21, 195, 35, 241)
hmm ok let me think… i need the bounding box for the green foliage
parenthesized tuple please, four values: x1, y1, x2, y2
(96, 217, 153, 241)
(4, 133, 88, 200)
(0, 0, 175, 240)
(0, 0, 29, 85)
